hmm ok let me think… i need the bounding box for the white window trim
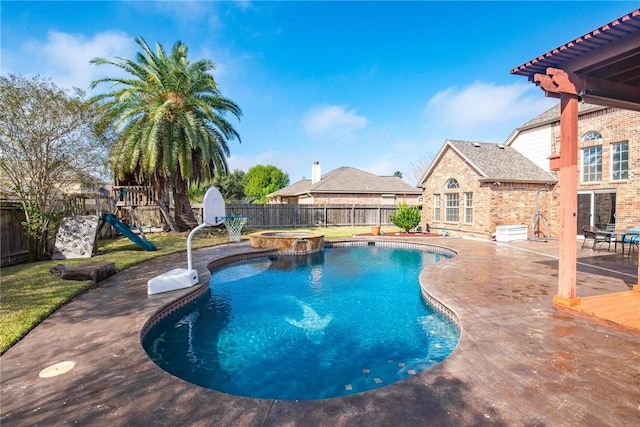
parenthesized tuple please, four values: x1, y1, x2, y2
(582, 145, 602, 183)
(610, 141, 628, 181)
(445, 193, 459, 223)
(464, 192, 473, 224)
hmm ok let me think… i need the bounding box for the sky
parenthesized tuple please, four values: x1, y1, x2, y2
(2, 1, 637, 186)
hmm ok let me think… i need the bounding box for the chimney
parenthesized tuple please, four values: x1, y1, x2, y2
(311, 161, 321, 184)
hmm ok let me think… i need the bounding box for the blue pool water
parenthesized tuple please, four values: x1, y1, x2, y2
(143, 246, 459, 400)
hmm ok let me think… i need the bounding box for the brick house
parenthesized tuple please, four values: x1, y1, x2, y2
(267, 162, 422, 206)
(507, 103, 640, 233)
(418, 140, 557, 239)
(419, 104, 639, 240)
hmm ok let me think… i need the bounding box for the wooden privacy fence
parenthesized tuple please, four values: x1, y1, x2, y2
(200, 203, 417, 228)
(2, 199, 418, 266)
(1, 202, 29, 266)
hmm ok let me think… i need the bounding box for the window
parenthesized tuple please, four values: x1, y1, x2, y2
(445, 193, 459, 222)
(611, 141, 628, 181)
(433, 194, 441, 221)
(582, 131, 602, 142)
(446, 179, 459, 189)
(582, 145, 602, 182)
(464, 192, 473, 224)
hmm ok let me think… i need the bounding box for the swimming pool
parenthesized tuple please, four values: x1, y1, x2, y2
(143, 244, 459, 400)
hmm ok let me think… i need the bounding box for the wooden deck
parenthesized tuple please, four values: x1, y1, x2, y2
(554, 287, 640, 335)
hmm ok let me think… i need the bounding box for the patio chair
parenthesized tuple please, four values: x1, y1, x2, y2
(605, 223, 620, 252)
(621, 227, 639, 257)
(581, 225, 612, 251)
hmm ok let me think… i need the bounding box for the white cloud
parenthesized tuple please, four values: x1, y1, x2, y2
(301, 104, 368, 141)
(424, 81, 556, 139)
(21, 31, 135, 92)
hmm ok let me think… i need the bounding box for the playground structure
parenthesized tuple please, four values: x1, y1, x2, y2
(52, 188, 158, 260)
(106, 188, 157, 250)
(148, 187, 246, 295)
(102, 213, 157, 251)
(53, 185, 246, 264)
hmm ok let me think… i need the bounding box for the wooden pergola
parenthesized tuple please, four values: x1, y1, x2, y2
(511, 9, 640, 307)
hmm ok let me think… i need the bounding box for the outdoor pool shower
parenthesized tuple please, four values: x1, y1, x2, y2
(531, 188, 550, 241)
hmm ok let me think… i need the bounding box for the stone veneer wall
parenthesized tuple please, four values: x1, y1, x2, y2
(421, 147, 558, 239)
(550, 107, 640, 230)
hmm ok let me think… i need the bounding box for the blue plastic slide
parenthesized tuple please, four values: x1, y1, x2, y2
(102, 213, 157, 251)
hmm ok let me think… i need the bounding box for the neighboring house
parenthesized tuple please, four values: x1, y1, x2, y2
(507, 104, 640, 233)
(63, 170, 111, 196)
(0, 164, 109, 198)
(268, 162, 422, 205)
(418, 140, 557, 239)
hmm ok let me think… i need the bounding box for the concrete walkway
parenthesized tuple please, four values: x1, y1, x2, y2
(1, 238, 639, 426)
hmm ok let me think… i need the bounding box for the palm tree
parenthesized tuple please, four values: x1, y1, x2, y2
(89, 37, 242, 231)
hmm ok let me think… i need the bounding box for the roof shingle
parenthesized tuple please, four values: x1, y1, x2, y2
(447, 140, 557, 183)
(269, 166, 420, 197)
(517, 103, 604, 131)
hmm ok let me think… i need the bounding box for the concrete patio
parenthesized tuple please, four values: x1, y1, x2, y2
(1, 237, 639, 426)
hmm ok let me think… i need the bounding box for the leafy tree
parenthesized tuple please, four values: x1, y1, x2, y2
(89, 37, 242, 231)
(189, 169, 245, 202)
(242, 164, 289, 204)
(393, 170, 403, 178)
(389, 201, 421, 232)
(0, 74, 107, 260)
(214, 169, 246, 201)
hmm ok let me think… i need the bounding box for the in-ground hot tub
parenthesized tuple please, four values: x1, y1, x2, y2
(249, 231, 325, 254)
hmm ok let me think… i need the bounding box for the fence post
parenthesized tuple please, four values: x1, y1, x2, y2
(324, 205, 327, 227)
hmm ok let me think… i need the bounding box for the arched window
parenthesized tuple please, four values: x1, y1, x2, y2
(582, 131, 602, 142)
(446, 179, 459, 189)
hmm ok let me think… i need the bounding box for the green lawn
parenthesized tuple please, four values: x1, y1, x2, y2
(0, 225, 383, 354)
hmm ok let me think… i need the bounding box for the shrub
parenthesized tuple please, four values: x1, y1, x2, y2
(390, 201, 421, 232)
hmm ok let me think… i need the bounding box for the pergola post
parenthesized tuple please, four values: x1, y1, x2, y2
(533, 68, 582, 306)
(510, 8, 640, 301)
(554, 94, 579, 305)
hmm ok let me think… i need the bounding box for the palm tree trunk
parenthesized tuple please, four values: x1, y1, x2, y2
(172, 174, 198, 231)
(152, 173, 169, 206)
